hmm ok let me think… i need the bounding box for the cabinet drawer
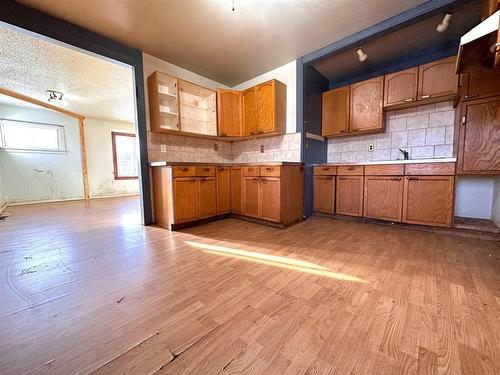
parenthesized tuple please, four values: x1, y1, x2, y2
(196, 166, 215, 177)
(404, 163, 455, 176)
(260, 165, 281, 177)
(337, 165, 364, 175)
(172, 166, 196, 177)
(365, 164, 404, 175)
(243, 166, 260, 176)
(313, 166, 337, 176)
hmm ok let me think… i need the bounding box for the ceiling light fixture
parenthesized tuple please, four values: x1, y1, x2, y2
(46, 90, 63, 103)
(356, 48, 368, 62)
(436, 13, 452, 32)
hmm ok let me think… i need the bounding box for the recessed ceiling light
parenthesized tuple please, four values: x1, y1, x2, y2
(46, 90, 63, 103)
(356, 48, 368, 62)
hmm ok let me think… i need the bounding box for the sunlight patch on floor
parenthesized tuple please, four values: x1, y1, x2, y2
(185, 241, 367, 283)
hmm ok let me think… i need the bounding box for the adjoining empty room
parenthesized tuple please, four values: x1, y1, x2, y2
(0, 0, 499, 374)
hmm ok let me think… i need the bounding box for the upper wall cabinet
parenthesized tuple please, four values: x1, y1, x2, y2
(217, 89, 242, 137)
(350, 76, 385, 133)
(461, 70, 500, 101)
(240, 79, 286, 136)
(148, 71, 216, 137)
(383, 67, 418, 106)
(322, 86, 349, 137)
(417, 56, 458, 100)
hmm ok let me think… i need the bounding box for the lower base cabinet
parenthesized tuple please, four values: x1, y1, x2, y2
(153, 163, 303, 230)
(402, 175, 454, 227)
(364, 176, 404, 222)
(336, 176, 364, 217)
(313, 175, 335, 214)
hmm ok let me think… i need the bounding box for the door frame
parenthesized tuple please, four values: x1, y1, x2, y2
(0, 0, 153, 224)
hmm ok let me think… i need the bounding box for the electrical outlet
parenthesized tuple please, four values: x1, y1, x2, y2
(214, 143, 218, 151)
(160, 144, 167, 153)
(368, 143, 374, 152)
(260, 145, 264, 153)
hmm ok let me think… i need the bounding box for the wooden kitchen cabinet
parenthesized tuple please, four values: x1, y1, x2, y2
(198, 177, 217, 219)
(173, 178, 199, 223)
(461, 70, 500, 101)
(418, 56, 458, 100)
(336, 175, 364, 217)
(242, 176, 261, 218)
(217, 89, 242, 136)
(384, 67, 418, 107)
(256, 79, 286, 135)
(364, 176, 404, 222)
(216, 167, 231, 214)
(322, 86, 349, 136)
(242, 87, 258, 136)
(457, 96, 500, 174)
(260, 177, 281, 222)
(350, 76, 385, 134)
(313, 175, 335, 214)
(230, 167, 242, 213)
(402, 176, 454, 227)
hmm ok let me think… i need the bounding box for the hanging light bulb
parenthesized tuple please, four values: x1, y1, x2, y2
(356, 48, 368, 62)
(436, 13, 452, 32)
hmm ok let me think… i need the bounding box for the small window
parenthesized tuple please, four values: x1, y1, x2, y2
(0, 119, 66, 152)
(112, 131, 138, 180)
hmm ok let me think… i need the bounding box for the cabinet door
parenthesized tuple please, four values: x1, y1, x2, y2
(260, 177, 281, 222)
(418, 56, 457, 100)
(217, 89, 242, 136)
(173, 178, 199, 223)
(336, 176, 364, 216)
(384, 67, 418, 106)
(402, 176, 454, 227)
(230, 167, 242, 214)
(216, 167, 231, 214)
(242, 176, 261, 218)
(242, 87, 257, 136)
(313, 176, 335, 214)
(364, 176, 403, 222)
(199, 177, 217, 219)
(461, 70, 500, 100)
(350, 77, 384, 133)
(256, 80, 275, 134)
(458, 97, 500, 174)
(322, 87, 349, 136)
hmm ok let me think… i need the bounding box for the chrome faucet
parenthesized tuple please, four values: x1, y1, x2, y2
(398, 149, 409, 160)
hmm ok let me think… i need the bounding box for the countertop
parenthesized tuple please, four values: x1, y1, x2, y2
(150, 161, 303, 167)
(312, 158, 456, 166)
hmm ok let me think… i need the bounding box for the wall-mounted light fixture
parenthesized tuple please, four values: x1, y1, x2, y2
(46, 90, 63, 103)
(356, 48, 368, 62)
(436, 13, 452, 32)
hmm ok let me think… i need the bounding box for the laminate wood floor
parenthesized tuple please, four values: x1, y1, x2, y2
(0, 197, 499, 374)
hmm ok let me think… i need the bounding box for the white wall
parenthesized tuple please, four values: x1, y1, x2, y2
(0, 161, 6, 210)
(454, 177, 494, 219)
(233, 60, 297, 134)
(85, 118, 139, 198)
(493, 177, 500, 227)
(0, 104, 84, 204)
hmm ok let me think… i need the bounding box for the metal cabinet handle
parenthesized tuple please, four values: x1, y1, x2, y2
(403, 98, 414, 102)
(407, 176, 419, 181)
(257, 130, 264, 134)
(322, 167, 330, 171)
(390, 177, 402, 181)
(347, 167, 356, 170)
(180, 167, 189, 171)
(266, 167, 273, 171)
(463, 94, 478, 99)
(420, 94, 431, 99)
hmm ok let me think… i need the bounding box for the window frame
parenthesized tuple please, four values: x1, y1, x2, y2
(0, 119, 67, 153)
(111, 131, 138, 180)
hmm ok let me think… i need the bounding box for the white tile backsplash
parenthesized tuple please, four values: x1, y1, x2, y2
(327, 100, 455, 162)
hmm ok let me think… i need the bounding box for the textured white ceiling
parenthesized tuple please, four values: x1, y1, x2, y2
(0, 25, 135, 123)
(18, 0, 428, 86)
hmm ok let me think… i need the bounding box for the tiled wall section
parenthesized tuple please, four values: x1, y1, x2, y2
(327, 101, 456, 163)
(231, 133, 301, 163)
(148, 132, 301, 163)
